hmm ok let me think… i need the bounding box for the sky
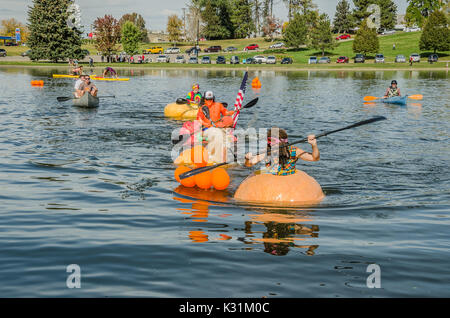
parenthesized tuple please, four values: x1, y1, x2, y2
(1, 0, 408, 33)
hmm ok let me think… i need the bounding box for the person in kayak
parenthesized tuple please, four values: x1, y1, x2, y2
(103, 67, 118, 79)
(72, 65, 83, 75)
(197, 91, 234, 128)
(384, 80, 401, 98)
(77, 75, 98, 97)
(244, 128, 320, 176)
(186, 83, 202, 105)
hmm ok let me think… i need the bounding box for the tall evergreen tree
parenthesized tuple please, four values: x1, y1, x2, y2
(231, 0, 256, 38)
(27, 0, 83, 62)
(419, 10, 450, 53)
(310, 14, 337, 56)
(283, 12, 308, 48)
(201, 0, 231, 39)
(378, 0, 397, 30)
(352, 0, 372, 24)
(218, 0, 235, 38)
(334, 0, 354, 33)
(352, 19, 380, 55)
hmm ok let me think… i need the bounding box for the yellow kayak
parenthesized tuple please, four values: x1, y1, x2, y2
(52, 74, 130, 81)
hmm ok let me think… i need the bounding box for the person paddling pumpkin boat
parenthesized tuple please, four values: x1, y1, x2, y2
(186, 83, 203, 105)
(234, 127, 324, 205)
(244, 128, 320, 175)
(197, 91, 235, 128)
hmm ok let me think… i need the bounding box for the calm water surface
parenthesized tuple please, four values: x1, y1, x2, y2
(0, 66, 449, 297)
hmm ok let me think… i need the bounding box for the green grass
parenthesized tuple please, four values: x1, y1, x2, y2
(1, 31, 449, 67)
(0, 44, 29, 56)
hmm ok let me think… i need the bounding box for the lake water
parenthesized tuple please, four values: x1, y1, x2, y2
(0, 66, 449, 297)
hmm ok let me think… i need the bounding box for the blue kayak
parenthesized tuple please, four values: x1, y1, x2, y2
(379, 95, 408, 105)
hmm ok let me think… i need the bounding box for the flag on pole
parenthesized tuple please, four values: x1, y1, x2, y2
(231, 71, 248, 129)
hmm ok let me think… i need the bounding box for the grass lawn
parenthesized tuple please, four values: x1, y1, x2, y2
(1, 31, 449, 67)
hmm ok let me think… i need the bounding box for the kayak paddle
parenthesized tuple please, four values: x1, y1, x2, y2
(178, 116, 387, 180)
(57, 95, 115, 102)
(364, 94, 422, 102)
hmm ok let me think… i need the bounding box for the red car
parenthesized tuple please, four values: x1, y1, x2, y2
(336, 34, 351, 40)
(336, 56, 349, 63)
(244, 44, 259, 51)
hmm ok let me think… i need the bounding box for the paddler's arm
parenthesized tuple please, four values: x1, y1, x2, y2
(296, 135, 320, 162)
(245, 152, 266, 167)
(220, 104, 234, 116)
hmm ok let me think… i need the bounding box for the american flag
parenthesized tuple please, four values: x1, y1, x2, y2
(231, 71, 248, 129)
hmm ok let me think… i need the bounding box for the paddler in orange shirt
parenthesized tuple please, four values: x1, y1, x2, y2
(197, 91, 235, 128)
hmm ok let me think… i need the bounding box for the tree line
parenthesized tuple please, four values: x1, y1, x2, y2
(23, 0, 450, 62)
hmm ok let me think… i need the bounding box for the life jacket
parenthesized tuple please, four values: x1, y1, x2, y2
(186, 91, 202, 104)
(197, 100, 231, 128)
(387, 86, 400, 97)
(265, 146, 298, 176)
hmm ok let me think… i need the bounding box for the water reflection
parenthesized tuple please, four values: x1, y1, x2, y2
(244, 210, 319, 256)
(173, 185, 320, 255)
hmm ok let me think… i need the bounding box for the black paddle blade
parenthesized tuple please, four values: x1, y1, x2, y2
(57, 97, 72, 102)
(179, 162, 228, 180)
(243, 97, 259, 109)
(202, 105, 211, 120)
(176, 98, 188, 105)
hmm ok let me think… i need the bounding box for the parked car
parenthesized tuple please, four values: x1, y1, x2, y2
(244, 57, 256, 64)
(318, 56, 331, 64)
(166, 47, 180, 54)
(0, 49, 6, 57)
(269, 42, 285, 49)
(336, 56, 349, 63)
(144, 46, 164, 54)
(375, 53, 385, 63)
(308, 56, 318, 64)
(175, 55, 185, 63)
(381, 29, 396, 35)
(428, 54, 438, 63)
(156, 55, 170, 63)
(395, 55, 406, 63)
(230, 56, 240, 64)
(266, 56, 276, 64)
(281, 57, 293, 64)
(201, 56, 211, 64)
(21, 49, 32, 57)
(5, 42, 18, 46)
(204, 46, 221, 53)
(244, 44, 259, 51)
(405, 27, 421, 32)
(188, 56, 198, 64)
(224, 46, 237, 52)
(336, 34, 351, 40)
(354, 53, 365, 63)
(185, 46, 201, 54)
(253, 55, 267, 64)
(410, 53, 420, 63)
(216, 56, 226, 64)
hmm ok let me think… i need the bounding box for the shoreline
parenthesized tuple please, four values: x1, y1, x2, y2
(0, 62, 448, 72)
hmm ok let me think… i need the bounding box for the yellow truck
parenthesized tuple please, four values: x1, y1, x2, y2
(143, 46, 164, 54)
